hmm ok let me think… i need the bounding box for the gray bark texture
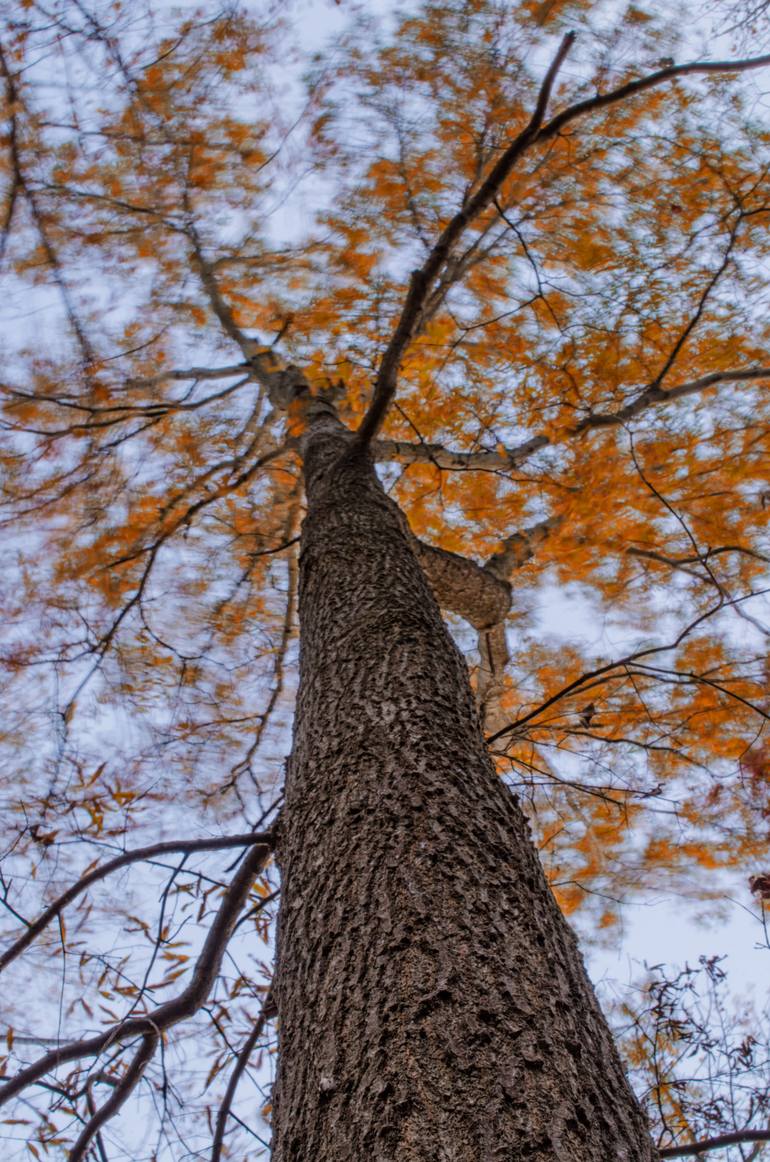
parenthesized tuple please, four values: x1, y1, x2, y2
(272, 410, 657, 1161)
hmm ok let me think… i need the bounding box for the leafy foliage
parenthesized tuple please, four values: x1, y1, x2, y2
(1, 0, 770, 1155)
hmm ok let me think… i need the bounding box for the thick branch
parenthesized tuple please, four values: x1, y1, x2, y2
(540, 50, 770, 145)
(486, 516, 562, 578)
(376, 365, 770, 474)
(355, 43, 770, 448)
(413, 539, 511, 628)
(375, 434, 550, 471)
(576, 366, 770, 432)
(414, 517, 564, 730)
(476, 623, 511, 733)
(187, 227, 312, 410)
(414, 522, 565, 733)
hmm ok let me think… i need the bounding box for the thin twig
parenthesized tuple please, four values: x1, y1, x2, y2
(211, 1000, 272, 1161)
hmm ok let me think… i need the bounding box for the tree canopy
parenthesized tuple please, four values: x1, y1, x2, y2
(1, 0, 770, 1157)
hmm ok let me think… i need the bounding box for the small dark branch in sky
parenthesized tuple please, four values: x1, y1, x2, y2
(0, 375, 254, 439)
(659, 1129, 770, 1157)
(0, 44, 22, 264)
(486, 593, 770, 746)
(0, 57, 95, 366)
(223, 498, 301, 799)
(68, 1032, 159, 1162)
(580, 366, 770, 432)
(648, 220, 740, 390)
(540, 49, 770, 143)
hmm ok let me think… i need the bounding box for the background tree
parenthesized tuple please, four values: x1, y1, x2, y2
(1, 0, 770, 1157)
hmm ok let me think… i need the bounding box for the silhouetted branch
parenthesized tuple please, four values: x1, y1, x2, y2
(376, 365, 770, 473)
(69, 1031, 159, 1162)
(660, 1129, 770, 1157)
(354, 32, 576, 447)
(541, 49, 770, 142)
(0, 840, 271, 1105)
(356, 41, 770, 448)
(210, 1000, 272, 1162)
(0, 830, 273, 972)
(487, 594, 770, 746)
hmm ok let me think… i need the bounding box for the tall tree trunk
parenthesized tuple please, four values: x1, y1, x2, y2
(273, 410, 656, 1161)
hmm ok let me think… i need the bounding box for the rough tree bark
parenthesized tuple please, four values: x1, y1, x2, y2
(272, 405, 657, 1161)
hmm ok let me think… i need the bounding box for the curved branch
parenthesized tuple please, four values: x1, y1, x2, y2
(659, 1128, 770, 1158)
(540, 50, 770, 145)
(0, 840, 271, 1106)
(187, 225, 313, 412)
(355, 41, 770, 449)
(486, 592, 770, 746)
(0, 831, 274, 973)
(577, 366, 770, 433)
(69, 1032, 159, 1162)
(376, 366, 770, 474)
(0, 46, 21, 264)
(485, 516, 561, 578)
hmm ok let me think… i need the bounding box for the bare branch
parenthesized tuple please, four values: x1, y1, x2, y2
(540, 50, 770, 145)
(374, 434, 550, 471)
(0, 831, 274, 973)
(486, 594, 770, 746)
(186, 225, 313, 411)
(660, 1129, 770, 1157)
(211, 1001, 272, 1162)
(376, 363, 770, 474)
(0, 840, 272, 1105)
(578, 366, 770, 433)
(0, 45, 21, 264)
(354, 41, 770, 448)
(69, 1032, 159, 1162)
(0, 47, 95, 367)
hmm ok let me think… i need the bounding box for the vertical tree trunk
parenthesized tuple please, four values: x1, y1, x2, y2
(273, 410, 656, 1161)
